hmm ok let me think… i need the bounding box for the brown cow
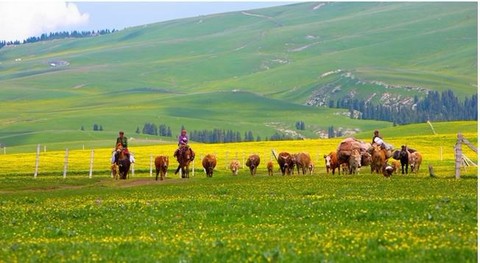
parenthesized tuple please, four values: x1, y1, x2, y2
(361, 151, 372, 167)
(246, 154, 260, 176)
(323, 152, 340, 175)
(295, 152, 312, 175)
(370, 145, 387, 174)
(409, 151, 422, 174)
(229, 160, 240, 176)
(267, 161, 274, 176)
(202, 154, 217, 177)
(277, 152, 295, 175)
(348, 149, 362, 175)
(155, 155, 169, 181)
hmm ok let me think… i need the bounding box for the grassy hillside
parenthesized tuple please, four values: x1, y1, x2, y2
(0, 2, 476, 150)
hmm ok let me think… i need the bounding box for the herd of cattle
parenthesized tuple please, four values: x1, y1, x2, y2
(151, 138, 422, 180)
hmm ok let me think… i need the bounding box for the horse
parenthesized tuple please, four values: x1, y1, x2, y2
(114, 145, 131, 180)
(174, 145, 195, 178)
(399, 145, 410, 175)
(155, 155, 169, 181)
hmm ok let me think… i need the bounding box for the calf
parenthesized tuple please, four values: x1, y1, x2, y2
(391, 160, 401, 174)
(229, 160, 240, 176)
(155, 155, 169, 181)
(267, 161, 274, 176)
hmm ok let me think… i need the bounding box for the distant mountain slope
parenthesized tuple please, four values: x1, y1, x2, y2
(0, 2, 476, 148)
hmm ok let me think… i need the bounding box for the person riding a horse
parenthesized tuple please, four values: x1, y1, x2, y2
(112, 131, 131, 164)
(372, 130, 393, 150)
(174, 129, 194, 161)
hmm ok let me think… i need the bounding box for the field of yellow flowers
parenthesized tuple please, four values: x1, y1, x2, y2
(0, 133, 477, 178)
(0, 133, 477, 262)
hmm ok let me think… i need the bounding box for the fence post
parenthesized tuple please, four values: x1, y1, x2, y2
(455, 133, 463, 179)
(192, 158, 195, 177)
(34, 144, 40, 178)
(89, 149, 94, 178)
(225, 151, 229, 169)
(150, 154, 153, 177)
(63, 148, 69, 179)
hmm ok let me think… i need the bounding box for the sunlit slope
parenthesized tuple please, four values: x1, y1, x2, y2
(0, 2, 476, 148)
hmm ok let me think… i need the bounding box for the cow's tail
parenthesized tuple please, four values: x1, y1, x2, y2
(271, 149, 278, 162)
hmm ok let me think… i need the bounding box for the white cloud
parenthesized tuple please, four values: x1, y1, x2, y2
(0, 1, 89, 42)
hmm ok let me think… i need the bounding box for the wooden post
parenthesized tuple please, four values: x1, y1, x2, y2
(89, 150, 94, 178)
(34, 144, 40, 178)
(455, 133, 463, 179)
(242, 152, 245, 168)
(149, 154, 153, 177)
(225, 151, 229, 169)
(63, 148, 69, 179)
(192, 158, 195, 177)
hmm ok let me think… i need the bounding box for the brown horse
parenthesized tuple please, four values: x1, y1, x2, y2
(114, 144, 131, 180)
(155, 155, 169, 181)
(174, 145, 195, 178)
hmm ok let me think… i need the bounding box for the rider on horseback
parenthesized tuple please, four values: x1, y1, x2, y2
(112, 131, 132, 164)
(174, 129, 194, 160)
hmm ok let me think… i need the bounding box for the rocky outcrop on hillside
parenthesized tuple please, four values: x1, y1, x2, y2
(305, 69, 430, 110)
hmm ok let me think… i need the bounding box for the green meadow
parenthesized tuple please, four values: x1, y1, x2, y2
(0, 122, 477, 262)
(0, 2, 476, 149)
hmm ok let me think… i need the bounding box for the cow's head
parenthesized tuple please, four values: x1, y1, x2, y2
(324, 154, 332, 168)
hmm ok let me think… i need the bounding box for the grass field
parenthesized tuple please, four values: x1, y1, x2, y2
(0, 131, 477, 262)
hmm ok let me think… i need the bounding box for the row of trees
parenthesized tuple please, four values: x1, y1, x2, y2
(80, 124, 104, 131)
(137, 123, 172, 137)
(1, 29, 115, 48)
(332, 90, 477, 125)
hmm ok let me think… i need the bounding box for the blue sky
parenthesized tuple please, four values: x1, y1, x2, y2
(75, 2, 292, 31)
(0, 1, 293, 42)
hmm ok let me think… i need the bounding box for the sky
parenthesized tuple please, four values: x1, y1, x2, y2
(0, 1, 293, 42)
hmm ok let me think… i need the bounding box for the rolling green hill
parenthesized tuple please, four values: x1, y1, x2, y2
(0, 2, 477, 150)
